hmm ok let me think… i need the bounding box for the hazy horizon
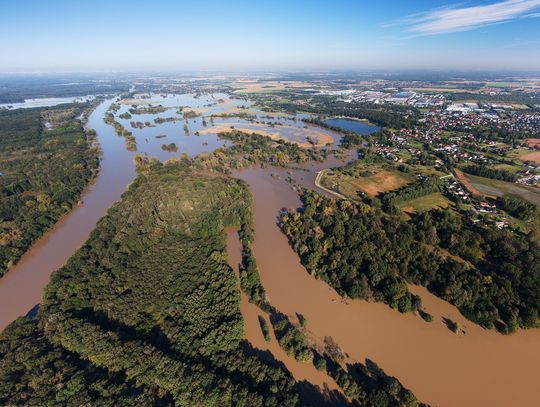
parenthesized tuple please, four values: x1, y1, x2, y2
(2, 0, 540, 72)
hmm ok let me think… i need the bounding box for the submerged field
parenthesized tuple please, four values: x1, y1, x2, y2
(110, 92, 341, 159)
(1, 86, 539, 407)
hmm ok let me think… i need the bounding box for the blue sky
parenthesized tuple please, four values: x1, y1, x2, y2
(1, 0, 539, 72)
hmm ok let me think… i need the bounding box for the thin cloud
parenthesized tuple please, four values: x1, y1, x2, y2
(406, 0, 540, 35)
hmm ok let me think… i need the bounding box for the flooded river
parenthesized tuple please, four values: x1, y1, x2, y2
(0, 99, 136, 330)
(0, 93, 344, 330)
(232, 163, 540, 407)
(1, 93, 539, 406)
(225, 228, 347, 406)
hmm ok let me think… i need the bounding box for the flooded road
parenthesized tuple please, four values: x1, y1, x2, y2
(0, 99, 137, 330)
(233, 163, 540, 407)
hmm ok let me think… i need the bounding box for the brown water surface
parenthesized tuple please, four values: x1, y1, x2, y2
(0, 99, 137, 330)
(2, 94, 538, 406)
(232, 163, 540, 407)
(225, 227, 346, 406)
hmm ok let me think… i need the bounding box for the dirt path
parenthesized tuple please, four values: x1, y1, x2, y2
(454, 168, 490, 197)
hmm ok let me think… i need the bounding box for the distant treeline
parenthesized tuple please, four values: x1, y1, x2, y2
(306, 98, 418, 129)
(462, 164, 518, 182)
(0, 77, 129, 104)
(249, 92, 418, 129)
(448, 92, 540, 106)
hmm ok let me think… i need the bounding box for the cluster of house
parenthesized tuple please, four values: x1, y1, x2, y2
(397, 122, 494, 165)
(468, 201, 510, 229)
(505, 111, 540, 136)
(374, 145, 400, 162)
(516, 171, 540, 186)
(443, 183, 512, 229)
(444, 176, 470, 201)
(425, 108, 500, 131)
(440, 104, 540, 136)
(333, 89, 446, 107)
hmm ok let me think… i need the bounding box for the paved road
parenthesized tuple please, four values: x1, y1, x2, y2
(314, 169, 347, 199)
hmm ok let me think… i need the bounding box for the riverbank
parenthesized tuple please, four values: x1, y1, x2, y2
(0, 101, 103, 277)
(233, 162, 540, 407)
(225, 227, 346, 405)
(0, 99, 137, 331)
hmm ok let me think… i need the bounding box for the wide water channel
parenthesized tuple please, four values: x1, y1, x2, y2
(0, 94, 538, 407)
(231, 161, 540, 407)
(0, 93, 345, 329)
(0, 99, 135, 329)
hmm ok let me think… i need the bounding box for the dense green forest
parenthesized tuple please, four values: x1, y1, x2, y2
(281, 191, 539, 332)
(495, 195, 537, 220)
(0, 104, 99, 276)
(447, 92, 540, 106)
(0, 160, 301, 406)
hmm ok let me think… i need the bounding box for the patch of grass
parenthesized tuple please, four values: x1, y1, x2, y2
(347, 170, 411, 197)
(399, 192, 451, 214)
(466, 174, 540, 205)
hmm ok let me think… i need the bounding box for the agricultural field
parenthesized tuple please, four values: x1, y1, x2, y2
(320, 162, 414, 199)
(464, 173, 540, 205)
(398, 192, 451, 214)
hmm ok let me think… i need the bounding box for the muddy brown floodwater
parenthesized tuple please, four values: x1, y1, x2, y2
(225, 227, 346, 406)
(0, 99, 137, 330)
(1, 93, 538, 406)
(232, 161, 540, 407)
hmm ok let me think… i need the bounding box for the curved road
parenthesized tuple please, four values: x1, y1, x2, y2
(314, 169, 347, 199)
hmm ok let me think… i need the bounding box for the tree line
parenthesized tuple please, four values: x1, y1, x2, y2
(281, 191, 539, 332)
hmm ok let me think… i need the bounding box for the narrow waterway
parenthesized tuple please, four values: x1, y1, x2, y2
(225, 228, 346, 406)
(0, 99, 136, 330)
(232, 163, 540, 407)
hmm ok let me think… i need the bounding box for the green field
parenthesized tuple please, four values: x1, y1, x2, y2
(322, 162, 414, 199)
(466, 174, 540, 205)
(398, 192, 451, 213)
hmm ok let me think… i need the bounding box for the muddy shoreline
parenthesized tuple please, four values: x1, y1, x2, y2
(0, 99, 137, 331)
(231, 160, 540, 407)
